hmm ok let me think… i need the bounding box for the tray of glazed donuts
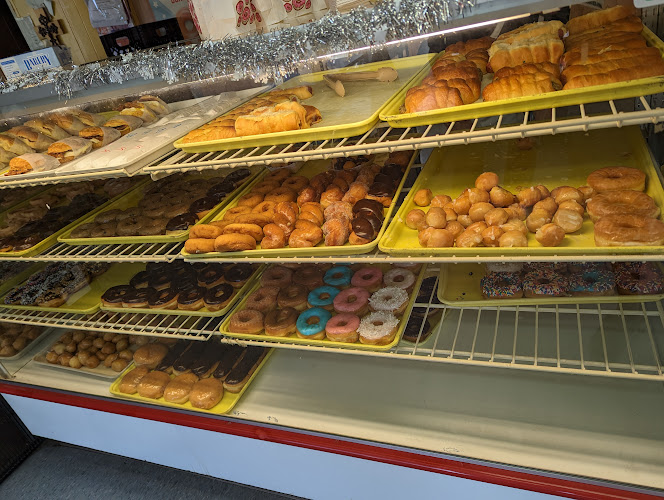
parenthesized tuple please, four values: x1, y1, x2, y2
(438, 262, 664, 307)
(0, 177, 140, 257)
(59, 168, 260, 245)
(379, 128, 664, 256)
(183, 150, 416, 258)
(34, 331, 153, 379)
(100, 261, 261, 316)
(0, 262, 132, 314)
(110, 340, 272, 414)
(220, 262, 425, 351)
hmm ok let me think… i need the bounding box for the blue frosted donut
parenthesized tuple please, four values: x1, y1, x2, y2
(522, 270, 568, 297)
(307, 286, 340, 309)
(570, 270, 615, 296)
(323, 266, 352, 288)
(481, 272, 522, 299)
(296, 307, 332, 336)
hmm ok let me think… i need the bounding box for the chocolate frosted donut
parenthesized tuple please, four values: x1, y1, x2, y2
(212, 345, 244, 379)
(173, 275, 198, 292)
(102, 285, 133, 305)
(189, 196, 218, 215)
(198, 264, 226, 287)
(156, 341, 189, 372)
(225, 168, 251, 184)
(207, 180, 235, 198)
(224, 264, 254, 287)
(166, 213, 197, 232)
(124, 287, 157, 306)
(177, 286, 205, 305)
(129, 271, 149, 289)
(352, 217, 375, 241)
(204, 283, 234, 309)
(352, 199, 384, 218)
(149, 288, 178, 308)
(368, 182, 393, 198)
(148, 271, 171, 290)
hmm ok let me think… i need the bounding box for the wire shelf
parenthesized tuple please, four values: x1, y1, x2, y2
(220, 266, 664, 381)
(145, 96, 664, 174)
(0, 308, 220, 340)
(0, 241, 183, 262)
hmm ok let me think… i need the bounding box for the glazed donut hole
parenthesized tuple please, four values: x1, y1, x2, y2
(457, 214, 473, 227)
(443, 207, 458, 221)
(426, 228, 455, 248)
(405, 209, 428, 230)
(417, 227, 436, 246)
(484, 207, 508, 227)
(552, 186, 584, 206)
(469, 202, 493, 222)
(501, 218, 528, 236)
(446, 221, 464, 239)
(525, 209, 552, 233)
(466, 221, 488, 234)
(533, 197, 558, 215)
(413, 189, 433, 207)
(535, 223, 565, 247)
(468, 188, 490, 204)
(577, 185, 595, 202)
(504, 203, 527, 221)
(456, 229, 483, 247)
(552, 208, 584, 233)
(517, 186, 542, 207)
(430, 194, 452, 208)
(425, 207, 447, 228)
(535, 184, 550, 199)
(475, 172, 499, 192)
(557, 200, 585, 216)
(453, 195, 471, 215)
(481, 225, 503, 247)
(499, 230, 528, 247)
(489, 186, 515, 207)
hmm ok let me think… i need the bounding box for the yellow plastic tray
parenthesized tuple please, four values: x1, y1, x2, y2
(58, 169, 262, 245)
(0, 263, 41, 298)
(109, 349, 273, 415)
(219, 264, 426, 351)
(100, 263, 263, 316)
(0, 262, 139, 314)
(0, 182, 137, 258)
(182, 154, 416, 259)
(379, 126, 664, 256)
(380, 27, 664, 127)
(437, 263, 664, 307)
(174, 55, 434, 153)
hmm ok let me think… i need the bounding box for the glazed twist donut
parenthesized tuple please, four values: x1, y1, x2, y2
(261, 223, 287, 249)
(289, 224, 323, 248)
(297, 186, 319, 206)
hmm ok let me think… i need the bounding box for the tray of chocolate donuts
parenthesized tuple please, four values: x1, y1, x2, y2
(0, 177, 139, 257)
(438, 262, 664, 307)
(110, 340, 272, 415)
(380, 128, 664, 256)
(0, 262, 127, 314)
(100, 262, 261, 316)
(34, 331, 155, 379)
(58, 168, 261, 245)
(182, 150, 416, 258)
(220, 262, 425, 351)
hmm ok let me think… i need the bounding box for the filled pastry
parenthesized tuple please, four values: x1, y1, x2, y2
(68, 109, 106, 126)
(6, 153, 61, 176)
(103, 115, 143, 136)
(79, 126, 122, 149)
(138, 95, 170, 115)
(0, 133, 35, 155)
(118, 102, 158, 123)
(23, 118, 70, 140)
(0, 148, 16, 166)
(4, 126, 54, 152)
(47, 137, 93, 164)
(49, 113, 87, 135)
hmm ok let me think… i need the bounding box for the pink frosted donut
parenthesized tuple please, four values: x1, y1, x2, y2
(325, 313, 360, 343)
(333, 287, 370, 315)
(351, 266, 383, 292)
(383, 268, 416, 291)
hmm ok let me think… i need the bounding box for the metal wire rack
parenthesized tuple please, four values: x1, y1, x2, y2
(10, 241, 184, 262)
(144, 96, 664, 174)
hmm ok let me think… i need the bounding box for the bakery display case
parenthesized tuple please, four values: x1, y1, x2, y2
(0, 2, 664, 499)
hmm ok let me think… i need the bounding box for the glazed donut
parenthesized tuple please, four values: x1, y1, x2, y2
(535, 223, 565, 247)
(489, 186, 515, 207)
(342, 183, 368, 204)
(517, 187, 542, 207)
(414, 189, 433, 206)
(222, 223, 264, 242)
(264, 308, 298, 337)
(245, 287, 279, 313)
(297, 186, 319, 206)
(533, 197, 558, 215)
(594, 215, 664, 246)
(138, 218, 168, 236)
(481, 272, 523, 299)
(190, 224, 223, 239)
(252, 201, 277, 215)
(214, 233, 256, 252)
(237, 193, 264, 208)
(406, 209, 428, 230)
(300, 203, 324, 223)
(260, 223, 286, 249)
(298, 209, 323, 227)
(261, 265, 293, 288)
(265, 187, 297, 204)
(184, 238, 216, 254)
(265, 168, 291, 183)
(229, 309, 264, 334)
(552, 209, 583, 233)
(587, 167, 646, 193)
(430, 195, 452, 208)
(481, 225, 504, 247)
(499, 230, 528, 247)
(586, 191, 660, 221)
(117, 216, 151, 236)
(475, 172, 499, 191)
(288, 226, 323, 248)
(223, 206, 251, 221)
(277, 284, 309, 311)
(320, 186, 344, 209)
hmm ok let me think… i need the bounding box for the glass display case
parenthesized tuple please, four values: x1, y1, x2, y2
(0, 1, 663, 498)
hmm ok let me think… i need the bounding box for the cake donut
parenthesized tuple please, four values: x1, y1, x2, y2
(323, 266, 352, 288)
(296, 307, 332, 340)
(245, 287, 279, 313)
(522, 270, 568, 297)
(261, 265, 293, 288)
(293, 265, 324, 290)
(264, 307, 298, 337)
(277, 284, 309, 311)
(369, 287, 409, 315)
(333, 287, 370, 315)
(480, 272, 523, 299)
(351, 266, 383, 292)
(383, 268, 416, 291)
(569, 269, 616, 296)
(358, 311, 399, 345)
(307, 286, 340, 311)
(325, 313, 360, 343)
(230, 309, 264, 334)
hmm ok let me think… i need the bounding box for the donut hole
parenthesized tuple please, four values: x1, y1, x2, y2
(332, 272, 343, 279)
(337, 320, 348, 327)
(306, 317, 320, 325)
(393, 276, 404, 283)
(346, 295, 358, 304)
(371, 320, 385, 327)
(319, 293, 331, 300)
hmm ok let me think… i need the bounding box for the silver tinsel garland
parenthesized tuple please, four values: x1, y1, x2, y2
(1, 0, 475, 98)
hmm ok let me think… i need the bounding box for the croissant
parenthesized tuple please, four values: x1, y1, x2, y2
(562, 46, 660, 69)
(431, 61, 481, 81)
(435, 51, 488, 74)
(404, 84, 463, 113)
(566, 5, 632, 36)
(561, 37, 648, 66)
(465, 49, 489, 73)
(482, 73, 561, 101)
(488, 35, 564, 72)
(430, 78, 480, 104)
(494, 62, 560, 80)
(563, 63, 664, 90)
(494, 21, 564, 45)
(565, 30, 646, 51)
(444, 36, 493, 56)
(268, 85, 313, 100)
(564, 16, 643, 48)
(562, 55, 664, 84)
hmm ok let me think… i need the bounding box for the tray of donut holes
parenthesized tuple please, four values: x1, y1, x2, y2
(0, 324, 50, 361)
(100, 261, 262, 317)
(219, 263, 426, 351)
(58, 168, 262, 246)
(33, 330, 151, 379)
(438, 262, 664, 307)
(110, 340, 272, 415)
(379, 127, 664, 257)
(182, 150, 417, 258)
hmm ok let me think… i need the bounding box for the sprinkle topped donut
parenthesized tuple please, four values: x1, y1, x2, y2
(358, 311, 399, 345)
(522, 270, 568, 297)
(569, 269, 615, 296)
(383, 268, 416, 291)
(369, 287, 409, 315)
(481, 272, 522, 299)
